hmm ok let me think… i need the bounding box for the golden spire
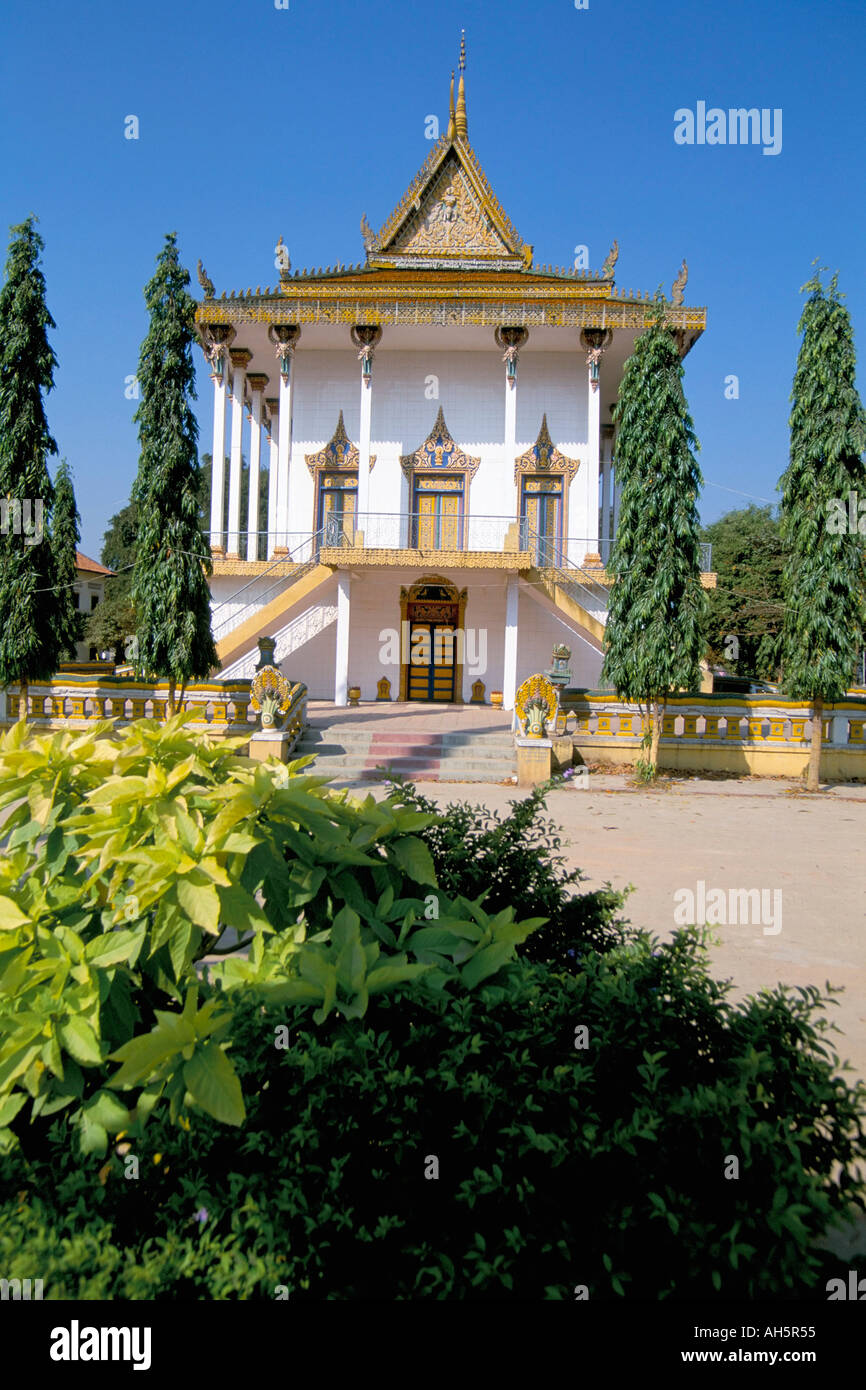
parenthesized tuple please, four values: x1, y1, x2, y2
(455, 30, 468, 140)
(447, 69, 456, 141)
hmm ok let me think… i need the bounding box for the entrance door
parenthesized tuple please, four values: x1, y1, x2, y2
(407, 621, 457, 701)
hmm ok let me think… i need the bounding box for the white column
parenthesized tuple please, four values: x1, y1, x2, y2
(276, 367, 292, 553)
(226, 349, 250, 559)
(613, 465, 622, 536)
(600, 425, 612, 563)
(209, 364, 228, 554)
(266, 398, 279, 560)
(335, 571, 351, 705)
(584, 367, 601, 563)
(352, 326, 381, 535)
(358, 372, 373, 523)
(496, 329, 526, 527)
(504, 367, 517, 513)
(503, 574, 519, 712)
(246, 374, 267, 562)
(269, 326, 300, 556)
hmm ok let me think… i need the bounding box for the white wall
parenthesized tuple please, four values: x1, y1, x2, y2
(284, 348, 589, 534)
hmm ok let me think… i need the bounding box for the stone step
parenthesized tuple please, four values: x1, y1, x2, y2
(303, 729, 514, 748)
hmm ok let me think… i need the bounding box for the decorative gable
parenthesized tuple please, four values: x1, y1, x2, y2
(363, 139, 531, 271)
(514, 415, 580, 485)
(400, 406, 481, 480)
(305, 411, 376, 474)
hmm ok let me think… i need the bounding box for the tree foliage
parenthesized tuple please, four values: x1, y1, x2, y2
(702, 505, 788, 680)
(51, 458, 84, 660)
(0, 217, 63, 704)
(601, 302, 708, 768)
(779, 268, 866, 787)
(130, 234, 217, 704)
(84, 501, 138, 662)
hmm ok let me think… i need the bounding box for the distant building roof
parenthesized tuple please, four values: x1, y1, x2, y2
(75, 551, 115, 576)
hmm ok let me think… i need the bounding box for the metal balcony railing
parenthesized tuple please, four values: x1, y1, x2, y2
(211, 524, 350, 642)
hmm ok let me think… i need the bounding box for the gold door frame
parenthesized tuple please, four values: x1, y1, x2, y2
(399, 574, 467, 702)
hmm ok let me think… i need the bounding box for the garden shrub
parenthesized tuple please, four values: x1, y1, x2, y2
(0, 715, 544, 1157)
(3, 927, 864, 1300)
(2, 719, 864, 1300)
(384, 779, 626, 962)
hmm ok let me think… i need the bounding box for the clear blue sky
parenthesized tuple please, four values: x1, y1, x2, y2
(3, 0, 864, 558)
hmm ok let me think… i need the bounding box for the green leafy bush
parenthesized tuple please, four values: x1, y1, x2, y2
(0, 716, 544, 1157)
(3, 927, 864, 1299)
(384, 779, 626, 963)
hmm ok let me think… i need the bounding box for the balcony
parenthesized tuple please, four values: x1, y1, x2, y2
(209, 518, 712, 581)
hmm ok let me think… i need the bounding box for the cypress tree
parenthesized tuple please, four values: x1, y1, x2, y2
(131, 233, 217, 713)
(52, 457, 83, 660)
(601, 300, 708, 774)
(0, 216, 63, 718)
(780, 267, 866, 791)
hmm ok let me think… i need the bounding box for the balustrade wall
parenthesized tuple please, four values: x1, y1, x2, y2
(553, 692, 866, 779)
(0, 675, 308, 755)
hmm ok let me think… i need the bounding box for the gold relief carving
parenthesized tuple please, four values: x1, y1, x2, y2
(400, 406, 480, 482)
(514, 415, 580, 486)
(325, 548, 526, 568)
(305, 411, 376, 474)
(370, 136, 528, 268)
(514, 674, 558, 727)
(391, 156, 511, 261)
(198, 298, 706, 337)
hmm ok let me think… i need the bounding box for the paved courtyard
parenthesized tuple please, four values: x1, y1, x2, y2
(365, 774, 866, 1090)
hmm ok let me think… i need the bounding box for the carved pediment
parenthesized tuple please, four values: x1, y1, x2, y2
(400, 407, 481, 480)
(367, 140, 530, 270)
(514, 414, 580, 485)
(305, 411, 376, 473)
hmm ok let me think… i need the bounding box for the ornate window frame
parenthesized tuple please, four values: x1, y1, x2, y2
(305, 411, 375, 534)
(514, 414, 580, 545)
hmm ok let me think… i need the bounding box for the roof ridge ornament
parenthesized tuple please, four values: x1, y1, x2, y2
(455, 31, 468, 140)
(671, 258, 688, 305)
(447, 69, 456, 142)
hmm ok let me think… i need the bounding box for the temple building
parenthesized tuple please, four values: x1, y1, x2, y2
(196, 38, 708, 708)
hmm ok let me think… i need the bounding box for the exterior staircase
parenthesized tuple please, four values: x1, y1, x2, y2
(294, 723, 517, 784)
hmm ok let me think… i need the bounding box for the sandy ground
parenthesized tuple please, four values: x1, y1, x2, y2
(362, 775, 866, 1087)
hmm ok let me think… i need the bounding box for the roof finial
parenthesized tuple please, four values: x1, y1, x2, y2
(455, 30, 468, 140)
(447, 69, 456, 141)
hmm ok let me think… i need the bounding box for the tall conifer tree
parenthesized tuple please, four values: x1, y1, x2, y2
(0, 217, 63, 718)
(131, 234, 217, 712)
(780, 268, 866, 791)
(52, 457, 83, 659)
(601, 300, 707, 772)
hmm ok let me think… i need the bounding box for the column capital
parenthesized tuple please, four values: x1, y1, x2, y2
(580, 328, 612, 391)
(495, 326, 528, 385)
(229, 347, 253, 371)
(351, 324, 382, 383)
(199, 324, 236, 378)
(247, 372, 269, 395)
(268, 324, 301, 379)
